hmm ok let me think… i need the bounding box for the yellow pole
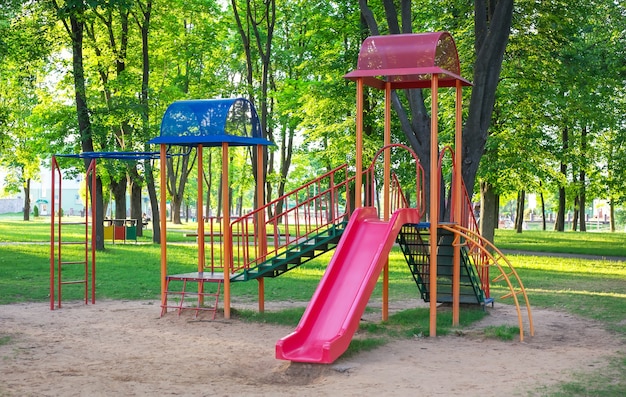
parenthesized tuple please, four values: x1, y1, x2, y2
(452, 81, 463, 325)
(355, 78, 364, 209)
(429, 74, 439, 337)
(382, 82, 392, 321)
(159, 144, 168, 309)
(222, 142, 232, 319)
(256, 144, 267, 312)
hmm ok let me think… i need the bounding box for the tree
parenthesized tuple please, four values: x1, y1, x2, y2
(0, 1, 55, 220)
(358, 0, 513, 234)
(231, 0, 276, 212)
(51, 0, 106, 249)
(131, 0, 158, 240)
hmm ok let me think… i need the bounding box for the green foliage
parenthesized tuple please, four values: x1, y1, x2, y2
(0, 335, 11, 346)
(483, 325, 518, 341)
(234, 307, 305, 325)
(480, 0, 626, 219)
(33, 205, 39, 217)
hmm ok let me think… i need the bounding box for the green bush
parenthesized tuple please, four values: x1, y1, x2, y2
(33, 205, 39, 217)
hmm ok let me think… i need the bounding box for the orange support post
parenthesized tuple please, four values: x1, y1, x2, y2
(355, 78, 364, 208)
(222, 142, 231, 319)
(429, 74, 440, 337)
(197, 145, 205, 306)
(256, 144, 267, 312)
(87, 159, 97, 304)
(452, 80, 463, 325)
(160, 144, 168, 309)
(382, 82, 392, 321)
(50, 157, 58, 310)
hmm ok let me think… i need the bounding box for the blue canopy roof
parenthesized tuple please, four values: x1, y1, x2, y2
(149, 97, 274, 147)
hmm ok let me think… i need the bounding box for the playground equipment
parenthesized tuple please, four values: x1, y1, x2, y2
(150, 97, 274, 320)
(49, 31, 533, 365)
(275, 32, 534, 363)
(50, 151, 160, 310)
(49, 156, 96, 310)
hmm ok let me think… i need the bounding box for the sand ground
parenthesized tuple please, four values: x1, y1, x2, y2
(1, 299, 623, 396)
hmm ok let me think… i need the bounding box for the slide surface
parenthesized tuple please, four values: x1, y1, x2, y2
(275, 207, 421, 364)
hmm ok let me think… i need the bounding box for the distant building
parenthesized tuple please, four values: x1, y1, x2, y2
(0, 166, 85, 215)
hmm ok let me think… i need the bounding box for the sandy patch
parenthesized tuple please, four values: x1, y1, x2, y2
(0, 299, 622, 396)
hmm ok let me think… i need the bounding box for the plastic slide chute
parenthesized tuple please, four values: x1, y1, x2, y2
(276, 207, 421, 364)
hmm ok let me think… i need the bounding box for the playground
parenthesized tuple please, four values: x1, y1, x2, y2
(1, 298, 622, 396)
(7, 31, 621, 394)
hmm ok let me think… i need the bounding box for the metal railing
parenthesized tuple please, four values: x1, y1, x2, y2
(204, 144, 425, 278)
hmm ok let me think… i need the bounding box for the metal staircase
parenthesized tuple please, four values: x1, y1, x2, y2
(231, 221, 347, 281)
(397, 223, 491, 306)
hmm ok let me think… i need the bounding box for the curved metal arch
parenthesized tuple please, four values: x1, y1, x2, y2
(439, 223, 535, 342)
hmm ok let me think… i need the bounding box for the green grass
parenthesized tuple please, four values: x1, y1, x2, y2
(2, 217, 626, 395)
(495, 229, 626, 257)
(482, 325, 518, 341)
(0, 335, 11, 346)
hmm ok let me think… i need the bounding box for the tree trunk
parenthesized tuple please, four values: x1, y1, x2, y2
(540, 191, 546, 231)
(515, 190, 525, 233)
(203, 149, 213, 220)
(62, 5, 105, 250)
(274, 125, 295, 217)
(555, 126, 568, 232)
(166, 147, 196, 224)
(217, 171, 222, 218)
(133, 0, 158, 242)
(170, 195, 182, 224)
(578, 191, 586, 232)
(480, 181, 497, 245)
(23, 178, 30, 221)
(579, 125, 587, 232)
(129, 172, 143, 237)
(231, 0, 275, 214)
(461, 0, 514, 197)
(572, 196, 579, 231)
(610, 201, 616, 232)
(110, 179, 126, 219)
(145, 160, 160, 243)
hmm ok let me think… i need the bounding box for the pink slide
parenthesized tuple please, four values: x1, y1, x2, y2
(275, 207, 421, 364)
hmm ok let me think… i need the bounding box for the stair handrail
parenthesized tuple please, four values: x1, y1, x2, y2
(222, 144, 424, 278)
(228, 164, 353, 274)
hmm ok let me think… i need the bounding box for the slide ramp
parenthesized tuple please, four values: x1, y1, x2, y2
(275, 207, 421, 364)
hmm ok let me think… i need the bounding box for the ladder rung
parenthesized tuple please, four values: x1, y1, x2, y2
(60, 261, 88, 265)
(61, 280, 86, 285)
(61, 222, 87, 225)
(492, 271, 515, 282)
(61, 241, 87, 246)
(161, 278, 222, 319)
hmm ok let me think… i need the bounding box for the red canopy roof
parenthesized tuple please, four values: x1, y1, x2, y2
(344, 32, 471, 89)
